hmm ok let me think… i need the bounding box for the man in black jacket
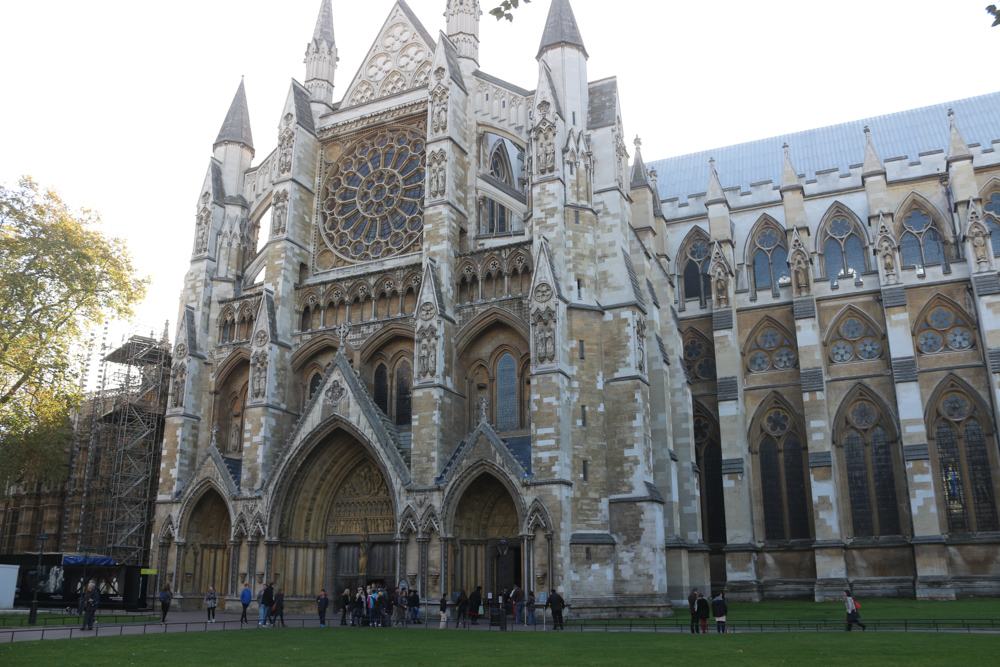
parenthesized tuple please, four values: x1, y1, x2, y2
(711, 592, 728, 633)
(316, 589, 329, 627)
(544, 588, 565, 630)
(80, 581, 99, 630)
(687, 588, 699, 633)
(261, 583, 275, 627)
(511, 584, 525, 624)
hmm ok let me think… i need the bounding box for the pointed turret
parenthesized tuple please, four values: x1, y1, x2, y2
(946, 108, 972, 163)
(705, 158, 726, 206)
(536, 0, 588, 59)
(630, 135, 651, 189)
(861, 125, 885, 179)
(215, 79, 254, 151)
(445, 0, 480, 64)
(780, 143, 802, 192)
(305, 0, 338, 106)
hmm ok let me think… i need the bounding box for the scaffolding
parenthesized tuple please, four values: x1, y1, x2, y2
(62, 326, 170, 567)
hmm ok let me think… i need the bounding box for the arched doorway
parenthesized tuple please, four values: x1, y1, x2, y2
(274, 428, 397, 597)
(183, 488, 231, 597)
(452, 472, 521, 598)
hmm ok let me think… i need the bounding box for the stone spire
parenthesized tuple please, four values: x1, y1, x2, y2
(445, 0, 481, 63)
(946, 108, 972, 164)
(705, 158, 726, 206)
(630, 135, 650, 188)
(215, 79, 254, 150)
(861, 125, 885, 178)
(780, 142, 802, 192)
(305, 0, 338, 105)
(537, 0, 588, 59)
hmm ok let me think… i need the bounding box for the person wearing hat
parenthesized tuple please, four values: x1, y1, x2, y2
(544, 588, 565, 630)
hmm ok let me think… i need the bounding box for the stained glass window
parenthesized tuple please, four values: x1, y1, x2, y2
(931, 383, 1000, 534)
(759, 437, 785, 541)
(985, 193, 1000, 257)
(750, 223, 791, 294)
(821, 215, 867, 278)
(496, 353, 517, 431)
(702, 440, 728, 544)
(828, 311, 883, 364)
(683, 331, 716, 380)
(683, 261, 702, 301)
(374, 364, 389, 415)
(745, 324, 798, 373)
(915, 303, 975, 355)
(899, 209, 945, 268)
(682, 236, 712, 305)
(394, 362, 412, 426)
(783, 434, 810, 539)
(756, 404, 812, 541)
(871, 426, 901, 536)
(844, 429, 873, 537)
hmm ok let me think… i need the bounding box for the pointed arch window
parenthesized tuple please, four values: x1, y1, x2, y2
(694, 408, 727, 544)
(374, 363, 389, 415)
(746, 324, 798, 373)
(308, 372, 323, 401)
(838, 395, 903, 537)
(915, 303, 975, 355)
(682, 239, 712, 305)
(220, 311, 235, 344)
(394, 362, 412, 426)
(496, 353, 518, 431)
(755, 405, 811, 541)
(930, 385, 999, 533)
(822, 215, 867, 280)
(682, 330, 716, 380)
(828, 312, 883, 364)
(984, 193, 1000, 257)
(899, 209, 945, 268)
(750, 226, 791, 293)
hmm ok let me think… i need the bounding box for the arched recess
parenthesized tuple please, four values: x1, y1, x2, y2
(816, 202, 869, 279)
(743, 214, 790, 296)
(268, 419, 400, 597)
(444, 465, 525, 598)
(674, 226, 712, 309)
(694, 400, 727, 545)
(910, 294, 977, 356)
(823, 304, 888, 367)
(179, 484, 233, 597)
(359, 323, 416, 363)
(742, 316, 798, 374)
(455, 306, 531, 354)
(290, 333, 342, 373)
(893, 192, 951, 269)
(682, 327, 716, 381)
(748, 392, 812, 542)
(832, 383, 907, 539)
(214, 351, 251, 454)
(925, 374, 1000, 534)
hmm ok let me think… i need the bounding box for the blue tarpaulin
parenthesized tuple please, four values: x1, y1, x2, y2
(63, 556, 116, 566)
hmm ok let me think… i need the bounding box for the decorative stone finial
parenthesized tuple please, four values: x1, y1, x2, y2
(337, 322, 350, 348)
(948, 107, 954, 119)
(211, 423, 219, 448)
(634, 135, 642, 150)
(864, 125, 870, 137)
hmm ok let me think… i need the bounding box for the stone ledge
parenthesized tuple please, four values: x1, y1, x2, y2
(903, 444, 930, 461)
(569, 532, 616, 545)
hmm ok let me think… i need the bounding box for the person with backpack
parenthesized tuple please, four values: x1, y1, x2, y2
(204, 585, 218, 623)
(695, 591, 710, 633)
(240, 583, 252, 625)
(158, 582, 173, 624)
(525, 590, 537, 626)
(711, 592, 728, 633)
(844, 590, 866, 631)
(316, 589, 329, 627)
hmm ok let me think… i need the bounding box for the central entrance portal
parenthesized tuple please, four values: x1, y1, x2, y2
(453, 472, 521, 599)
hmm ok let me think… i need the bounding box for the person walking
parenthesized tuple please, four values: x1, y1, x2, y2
(455, 589, 469, 628)
(545, 589, 565, 630)
(396, 588, 408, 627)
(511, 584, 525, 624)
(687, 588, 699, 634)
(273, 588, 286, 627)
(695, 591, 710, 634)
(341, 589, 351, 626)
(439, 593, 448, 629)
(368, 588, 379, 627)
(712, 592, 728, 633)
(261, 582, 275, 627)
(158, 582, 173, 624)
(80, 580, 99, 631)
(256, 585, 268, 627)
(240, 584, 252, 625)
(468, 586, 482, 625)
(316, 589, 329, 627)
(409, 589, 420, 624)
(525, 590, 537, 626)
(844, 590, 866, 631)
(204, 585, 218, 623)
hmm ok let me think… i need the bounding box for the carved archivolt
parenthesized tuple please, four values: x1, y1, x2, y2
(328, 461, 394, 535)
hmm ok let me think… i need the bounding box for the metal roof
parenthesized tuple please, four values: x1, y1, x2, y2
(647, 91, 1000, 203)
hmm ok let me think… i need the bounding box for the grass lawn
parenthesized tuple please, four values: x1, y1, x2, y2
(685, 597, 1000, 622)
(0, 613, 157, 627)
(1, 627, 997, 666)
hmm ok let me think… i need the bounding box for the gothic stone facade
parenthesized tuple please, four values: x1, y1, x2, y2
(152, 0, 1000, 614)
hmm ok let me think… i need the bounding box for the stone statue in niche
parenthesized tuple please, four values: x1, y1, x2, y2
(229, 415, 242, 452)
(431, 88, 448, 134)
(971, 227, 989, 269)
(427, 333, 437, 377)
(533, 311, 556, 364)
(477, 396, 489, 424)
(271, 190, 289, 236)
(635, 319, 646, 374)
(542, 135, 555, 173)
(170, 363, 186, 409)
(251, 351, 268, 400)
(278, 114, 295, 175)
(428, 150, 446, 198)
(879, 239, 896, 282)
(713, 267, 729, 307)
(195, 204, 211, 255)
(792, 255, 810, 296)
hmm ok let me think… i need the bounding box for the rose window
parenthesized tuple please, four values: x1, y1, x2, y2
(320, 127, 425, 263)
(915, 304, 975, 355)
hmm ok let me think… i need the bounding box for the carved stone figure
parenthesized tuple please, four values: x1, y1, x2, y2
(428, 150, 447, 198)
(971, 227, 989, 268)
(170, 363, 186, 409)
(636, 319, 646, 374)
(419, 302, 435, 320)
(195, 206, 211, 254)
(427, 335, 437, 375)
(251, 351, 268, 399)
(713, 267, 729, 307)
(792, 255, 810, 296)
(543, 136, 555, 173)
(229, 417, 242, 452)
(418, 338, 429, 377)
(879, 239, 896, 280)
(477, 396, 489, 424)
(533, 309, 556, 364)
(326, 379, 347, 412)
(271, 190, 289, 236)
(431, 88, 448, 134)
(278, 115, 295, 175)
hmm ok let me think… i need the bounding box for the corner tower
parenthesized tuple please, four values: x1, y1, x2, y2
(445, 0, 480, 65)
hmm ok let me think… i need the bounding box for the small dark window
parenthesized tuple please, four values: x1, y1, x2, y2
(569, 163, 573, 175)
(486, 93, 490, 101)
(577, 279, 582, 298)
(309, 373, 322, 400)
(581, 405, 587, 427)
(585, 547, 591, 560)
(572, 111, 576, 125)
(395, 362, 412, 426)
(582, 459, 589, 482)
(374, 364, 389, 415)
(579, 340, 584, 359)
(502, 100, 506, 108)
(574, 211, 579, 224)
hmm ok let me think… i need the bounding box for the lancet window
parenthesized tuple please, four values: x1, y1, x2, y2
(749, 222, 791, 294)
(496, 353, 518, 431)
(984, 193, 1000, 257)
(682, 238, 712, 306)
(899, 209, 945, 268)
(821, 214, 867, 281)
(694, 406, 727, 545)
(753, 401, 811, 541)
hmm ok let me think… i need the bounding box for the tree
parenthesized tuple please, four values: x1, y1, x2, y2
(989, 5, 1000, 27)
(0, 177, 147, 491)
(489, 0, 531, 22)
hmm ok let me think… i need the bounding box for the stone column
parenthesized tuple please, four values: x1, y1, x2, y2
(417, 537, 430, 599)
(229, 540, 241, 597)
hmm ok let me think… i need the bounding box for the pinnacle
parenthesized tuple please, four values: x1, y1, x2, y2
(215, 79, 254, 150)
(537, 0, 588, 59)
(312, 0, 336, 49)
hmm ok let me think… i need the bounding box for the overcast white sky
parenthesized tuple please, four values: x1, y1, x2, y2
(1, 0, 996, 355)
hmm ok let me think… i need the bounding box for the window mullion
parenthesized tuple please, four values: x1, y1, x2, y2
(957, 423, 976, 533)
(778, 437, 790, 540)
(864, 435, 880, 536)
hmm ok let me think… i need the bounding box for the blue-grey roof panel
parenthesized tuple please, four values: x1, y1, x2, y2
(647, 91, 1000, 204)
